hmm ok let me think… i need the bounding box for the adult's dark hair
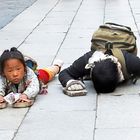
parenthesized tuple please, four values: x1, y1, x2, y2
(91, 59, 119, 93)
(0, 47, 26, 74)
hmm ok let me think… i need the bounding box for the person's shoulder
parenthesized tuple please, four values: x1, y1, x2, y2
(86, 51, 94, 55)
(26, 66, 36, 76)
(84, 51, 94, 57)
(26, 66, 34, 72)
(0, 75, 6, 82)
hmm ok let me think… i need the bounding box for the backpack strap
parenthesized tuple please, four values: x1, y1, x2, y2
(111, 48, 129, 80)
(104, 22, 132, 31)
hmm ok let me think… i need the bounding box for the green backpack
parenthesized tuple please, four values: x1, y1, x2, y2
(90, 22, 137, 81)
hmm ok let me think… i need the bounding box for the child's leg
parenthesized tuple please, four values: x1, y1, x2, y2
(47, 59, 63, 81)
(38, 59, 63, 84)
(43, 65, 60, 81)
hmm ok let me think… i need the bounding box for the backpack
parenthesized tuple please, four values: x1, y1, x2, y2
(90, 22, 137, 82)
(24, 55, 38, 71)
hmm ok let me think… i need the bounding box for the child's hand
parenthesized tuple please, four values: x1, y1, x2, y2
(20, 94, 28, 101)
(0, 95, 4, 103)
(16, 94, 28, 102)
(17, 94, 32, 103)
(18, 94, 32, 103)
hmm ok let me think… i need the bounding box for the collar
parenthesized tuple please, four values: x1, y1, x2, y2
(85, 51, 124, 82)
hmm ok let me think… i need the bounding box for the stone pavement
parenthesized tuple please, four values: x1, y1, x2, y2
(0, 0, 37, 29)
(0, 0, 140, 140)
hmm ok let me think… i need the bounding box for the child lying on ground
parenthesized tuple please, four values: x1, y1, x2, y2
(0, 47, 63, 109)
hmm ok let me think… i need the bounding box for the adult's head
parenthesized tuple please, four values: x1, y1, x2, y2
(90, 59, 119, 93)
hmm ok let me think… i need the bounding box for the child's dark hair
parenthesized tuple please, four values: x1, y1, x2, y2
(91, 59, 119, 93)
(0, 47, 26, 74)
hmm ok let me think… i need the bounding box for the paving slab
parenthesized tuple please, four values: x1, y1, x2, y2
(0, 131, 15, 140)
(0, 0, 37, 29)
(14, 111, 95, 140)
(0, 0, 59, 50)
(95, 128, 140, 140)
(96, 94, 140, 128)
(29, 81, 97, 112)
(0, 108, 28, 140)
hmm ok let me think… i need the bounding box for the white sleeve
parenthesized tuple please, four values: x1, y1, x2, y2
(0, 76, 6, 96)
(23, 67, 40, 99)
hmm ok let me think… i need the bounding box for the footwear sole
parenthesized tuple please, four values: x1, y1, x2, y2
(12, 100, 34, 108)
(63, 89, 87, 97)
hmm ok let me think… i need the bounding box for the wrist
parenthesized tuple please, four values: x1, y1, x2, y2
(21, 93, 28, 98)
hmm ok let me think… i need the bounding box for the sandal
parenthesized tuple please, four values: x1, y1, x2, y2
(0, 102, 7, 109)
(63, 80, 87, 97)
(12, 98, 34, 108)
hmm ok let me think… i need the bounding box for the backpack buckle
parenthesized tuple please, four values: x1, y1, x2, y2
(105, 42, 113, 50)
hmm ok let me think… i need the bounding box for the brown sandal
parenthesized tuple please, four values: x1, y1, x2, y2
(12, 99, 34, 108)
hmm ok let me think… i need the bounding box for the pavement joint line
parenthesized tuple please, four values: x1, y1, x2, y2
(95, 127, 140, 129)
(51, 0, 85, 64)
(128, 0, 140, 35)
(103, 0, 106, 23)
(93, 93, 99, 140)
(11, 108, 31, 140)
(17, 0, 61, 50)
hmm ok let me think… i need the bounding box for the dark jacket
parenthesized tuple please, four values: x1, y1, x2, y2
(59, 51, 140, 87)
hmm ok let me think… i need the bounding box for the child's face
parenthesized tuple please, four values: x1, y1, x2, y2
(3, 58, 25, 84)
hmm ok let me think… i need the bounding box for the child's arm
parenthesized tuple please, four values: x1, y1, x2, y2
(22, 67, 40, 99)
(0, 75, 6, 97)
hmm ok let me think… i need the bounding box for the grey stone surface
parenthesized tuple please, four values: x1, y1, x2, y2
(95, 128, 140, 140)
(0, 131, 15, 140)
(0, 108, 28, 129)
(0, 0, 37, 29)
(0, 0, 140, 140)
(96, 94, 140, 128)
(14, 111, 95, 140)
